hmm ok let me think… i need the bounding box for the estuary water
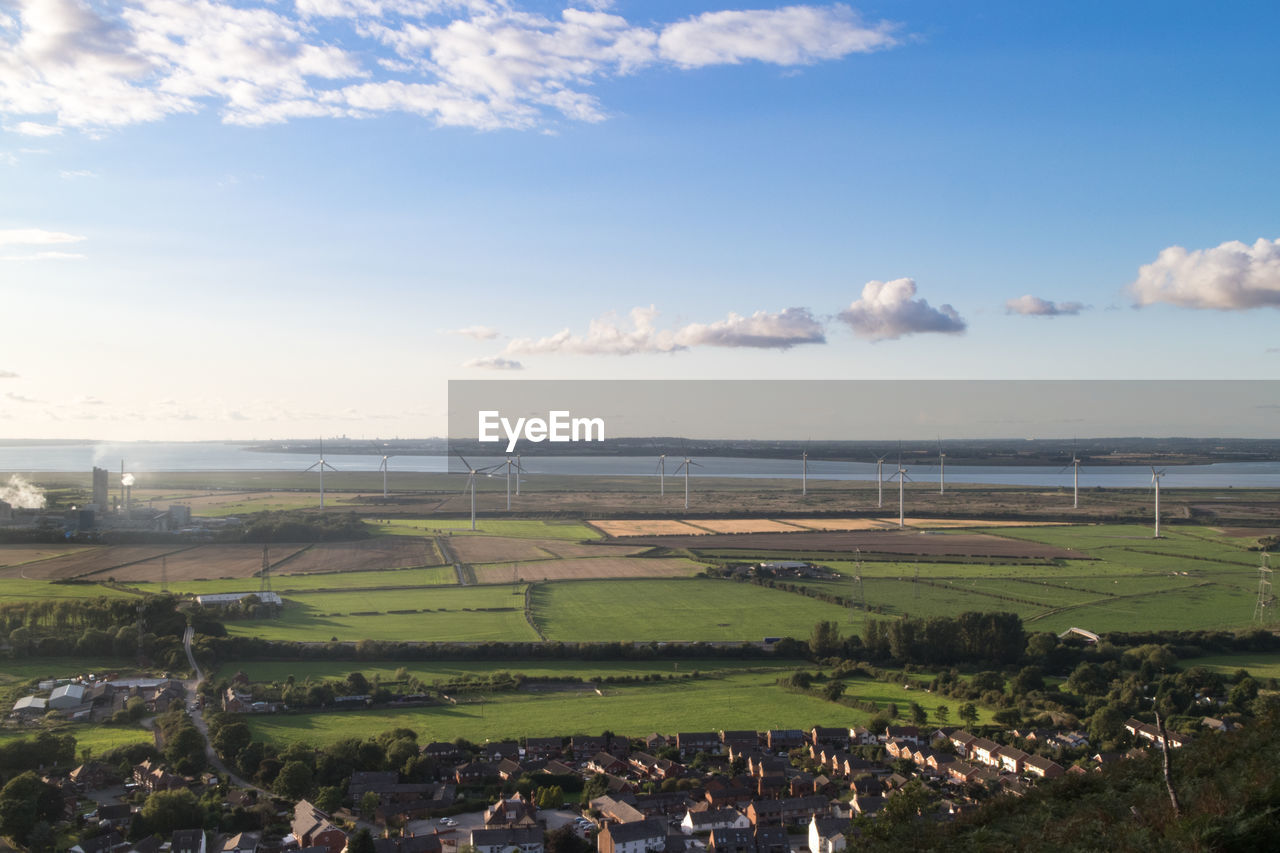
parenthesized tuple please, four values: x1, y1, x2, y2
(1, 441, 1279, 489)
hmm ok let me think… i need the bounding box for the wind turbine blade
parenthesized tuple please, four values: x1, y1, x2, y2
(454, 452, 473, 472)
(688, 460, 703, 468)
(304, 461, 320, 472)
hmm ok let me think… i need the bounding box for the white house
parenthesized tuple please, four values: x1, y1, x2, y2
(808, 816, 847, 853)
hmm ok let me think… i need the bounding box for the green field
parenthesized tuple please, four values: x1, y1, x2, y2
(532, 578, 858, 643)
(239, 668, 987, 747)
(375, 519, 602, 540)
(0, 724, 153, 755)
(222, 657, 792, 684)
(223, 584, 537, 642)
(1181, 652, 1280, 680)
(0, 580, 135, 604)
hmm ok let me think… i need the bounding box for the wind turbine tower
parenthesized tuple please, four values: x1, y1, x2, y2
(379, 455, 390, 499)
(1061, 450, 1081, 509)
(657, 454, 667, 497)
(457, 454, 502, 531)
(1150, 467, 1166, 538)
(875, 455, 886, 509)
(892, 459, 911, 528)
(1254, 553, 1273, 624)
(802, 446, 808, 497)
(674, 456, 700, 511)
(304, 440, 338, 508)
(938, 439, 946, 495)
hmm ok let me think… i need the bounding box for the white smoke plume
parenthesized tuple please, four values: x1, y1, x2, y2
(0, 474, 46, 509)
(122, 473, 136, 486)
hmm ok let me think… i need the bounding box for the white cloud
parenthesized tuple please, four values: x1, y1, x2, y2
(0, 1, 901, 132)
(5, 391, 41, 403)
(1004, 295, 1087, 317)
(0, 227, 84, 245)
(673, 306, 825, 349)
(464, 355, 523, 370)
(59, 168, 95, 178)
(7, 120, 61, 135)
(450, 324, 500, 340)
(838, 278, 966, 341)
(504, 304, 827, 357)
(0, 370, 18, 379)
(658, 4, 897, 68)
(1130, 238, 1280, 310)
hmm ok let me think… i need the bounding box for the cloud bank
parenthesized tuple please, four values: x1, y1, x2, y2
(503, 305, 826, 357)
(0, 1, 900, 132)
(837, 278, 966, 340)
(1130, 238, 1280, 310)
(1005, 295, 1086, 316)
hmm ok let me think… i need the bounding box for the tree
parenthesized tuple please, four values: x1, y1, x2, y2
(935, 705, 950, 726)
(810, 621, 842, 658)
(349, 829, 376, 853)
(274, 760, 314, 800)
(140, 789, 205, 836)
(958, 703, 979, 728)
(346, 672, 371, 695)
(1011, 666, 1046, 696)
(0, 772, 63, 846)
(359, 791, 380, 817)
(213, 722, 252, 763)
(823, 681, 846, 702)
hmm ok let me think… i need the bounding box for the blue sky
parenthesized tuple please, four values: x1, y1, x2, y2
(1, 0, 1278, 440)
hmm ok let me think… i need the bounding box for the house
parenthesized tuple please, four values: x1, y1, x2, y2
(598, 819, 667, 853)
(573, 736, 606, 756)
(291, 800, 347, 853)
(422, 742, 462, 763)
(481, 741, 520, 762)
(676, 733, 720, 756)
(373, 837, 443, 853)
(948, 730, 977, 759)
(171, 830, 207, 853)
(997, 747, 1029, 775)
(349, 772, 400, 800)
(69, 832, 126, 853)
(455, 761, 499, 785)
(968, 738, 1001, 768)
(70, 762, 117, 791)
(525, 736, 564, 758)
(883, 726, 920, 746)
(849, 794, 885, 816)
(809, 727, 847, 749)
(745, 796, 830, 827)
(1124, 719, 1191, 749)
(223, 687, 252, 713)
(752, 826, 788, 853)
(849, 727, 877, 746)
(707, 827, 755, 853)
(221, 832, 261, 853)
(1024, 755, 1065, 779)
(589, 752, 629, 776)
(484, 794, 538, 828)
(133, 759, 185, 792)
(95, 803, 133, 830)
(808, 816, 848, 853)
(591, 795, 646, 825)
(470, 826, 543, 853)
(720, 731, 758, 752)
(497, 758, 526, 781)
(764, 730, 803, 752)
(680, 808, 749, 835)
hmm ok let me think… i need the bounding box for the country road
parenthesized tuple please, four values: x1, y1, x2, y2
(183, 626, 269, 796)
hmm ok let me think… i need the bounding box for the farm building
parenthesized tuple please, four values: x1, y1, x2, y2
(49, 684, 87, 710)
(10, 695, 46, 717)
(195, 592, 283, 607)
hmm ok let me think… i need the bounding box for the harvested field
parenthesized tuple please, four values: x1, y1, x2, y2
(13, 545, 197, 580)
(473, 556, 703, 583)
(101, 543, 310, 582)
(274, 539, 442, 574)
(784, 519, 895, 531)
(450, 536, 555, 563)
(0, 545, 93, 577)
(588, 520, 707, 537)
(452, 536, 646, 564)
(685, 519, 807, 534)
(1215, 527, 1280, 539)
(629, 530, 1077, 558)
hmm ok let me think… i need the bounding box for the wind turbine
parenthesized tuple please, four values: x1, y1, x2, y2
(674, 455, 700, 511)
(304, 440, 338, 508)
(497, 456, 525, 511)
(515, 454, 522, 496)
(1060, 444, 1082, 509)
(1150, 467, 1166, 538)
(457, 453, 502, 531)
(890, 454, 912, 528)
(801, 443, 809, 497)
(657, 454, 667, 497)
(378, 455, 391, 499)
(937, 438, 946, 495)
(875, 454, 887, 509)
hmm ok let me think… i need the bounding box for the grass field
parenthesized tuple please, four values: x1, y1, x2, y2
(376, 519, 601, 540)
(0, 724, 153, 755)
(124, 565, 459, 596)
(239, 668, 989, 747)
(532, 578, 857, 642)
(0, 579, 134, 604)
(1182, 652, 1280, 680)
(472, 557, 704, 583)
(221, 657, 796, 684)
(223, 584, 537, 642)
